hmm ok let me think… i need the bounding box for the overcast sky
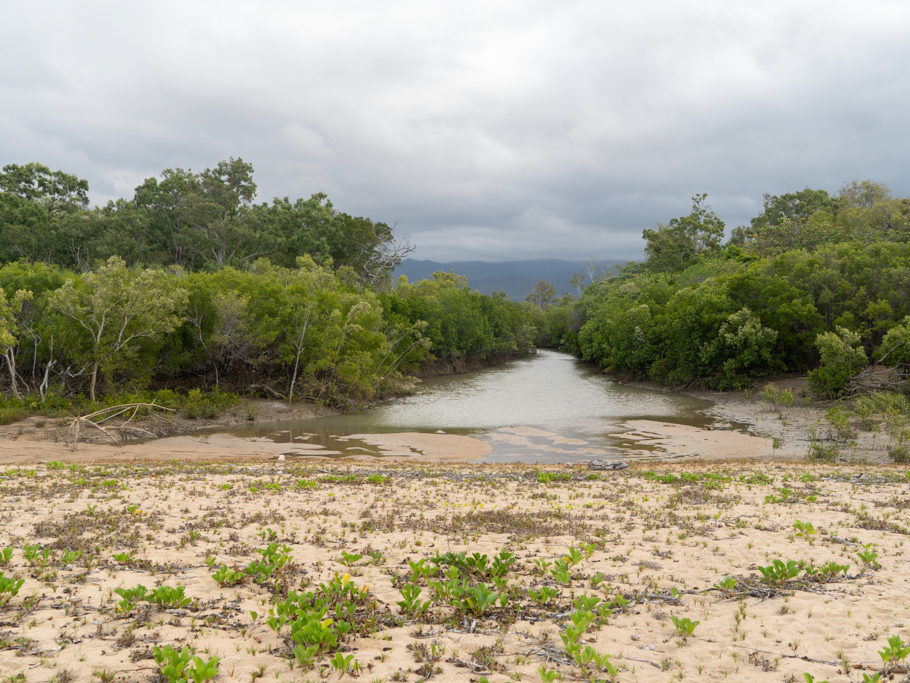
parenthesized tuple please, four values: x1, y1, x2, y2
(3, 1, 910, 262)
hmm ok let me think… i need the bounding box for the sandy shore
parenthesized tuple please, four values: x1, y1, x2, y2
(1, 459, 908, 682)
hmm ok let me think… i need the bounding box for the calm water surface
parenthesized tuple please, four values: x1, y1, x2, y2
(215, 350, 715, 463)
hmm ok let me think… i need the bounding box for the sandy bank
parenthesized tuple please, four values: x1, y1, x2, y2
(1, 459, 908, 682)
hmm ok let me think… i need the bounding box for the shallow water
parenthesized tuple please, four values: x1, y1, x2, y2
(213, 350, 716, 463)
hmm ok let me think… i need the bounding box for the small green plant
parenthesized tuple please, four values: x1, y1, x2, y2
(153, 644, 220, 683)
(329, 651, 356, 676)
(529, 586, 560, 605)
(397, 584, 431, 617)
(114, 585, 149, 612)
(61, 549, 82, 564)
(757, 559, 802, 586)
(858, 547, 880, 569)
(339, 551, 362, 567)
(0, 572, 25, 605)
(879, 634, 910, 668)
(148, 585, 191, 608)
(459, 583, 501, 616)
(713, 576, 737, 593)
(212, 565, 245, 587)
(793, 520, 817, 537)
(862, 673, 882, 683)
(803, 674, 829, 683)
(550, 559, 571, 585)
(537, 666, 561, 682)
(670, 615, 700, 638)
(0, 548, 13, 565)
(408, 558, 437, 582)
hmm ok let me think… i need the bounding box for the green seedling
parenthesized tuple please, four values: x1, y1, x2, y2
(550, 559, 571, 585)
(564, 547, 584, 566)
(23, 544, 52, 568)
(0, 547, 13, 565)
(397, 584, 430, 617)
(606, 594, 629, 610)
(258, 528, 278, 542)
(61, 548, 82, 564)
(408, 558, 437, 582)
(204, 554, 217, 568)
(670, 615, 700, 638)
(534, 558, 552, 575)
(329, 651, 355, 676)
(148, 585, 191, 609)
(714, 576, 737, 593)
(465, 552, 490, 575)
(114, 585, 148, 612)
(529, 586, 560, 605)
(757, 559, 802, 586)
(879, 634, 910, 667)
(537, 666, 561, 682)
(339, 551, 362, 567)
(802, 561, 849, 583)
(212, 565, 245, 587)
(153, 644, 220, 683)
(803, 674, 829, 683)
(573, 595, 601, 612)
(858, 547, 880, 569)
(296, 478, 317, 489)
(460, 583, 500, 616)
(111, 552, 133, 564)
(793, 520, 817, 537)
(490, 550, 516, 577)
(0, 572, 24, 605)
(863, 673, 882, 683)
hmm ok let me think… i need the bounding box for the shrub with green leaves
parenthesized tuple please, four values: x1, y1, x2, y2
(809, 326, 867, 398)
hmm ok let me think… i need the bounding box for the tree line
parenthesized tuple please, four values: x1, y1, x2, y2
(540, 181, 910, 397)
(0, 161, 536, 407)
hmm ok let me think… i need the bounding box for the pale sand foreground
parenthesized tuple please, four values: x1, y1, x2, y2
(1, 459, 909, 682)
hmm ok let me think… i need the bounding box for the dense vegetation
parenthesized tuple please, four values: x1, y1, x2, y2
(0, 161, 535, 408)
(544, 182, 910, 396)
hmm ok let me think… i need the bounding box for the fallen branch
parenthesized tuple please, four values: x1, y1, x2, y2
(67, 402, 175, 448)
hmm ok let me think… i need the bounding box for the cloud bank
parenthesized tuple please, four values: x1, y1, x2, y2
(3, 1, 909, 261)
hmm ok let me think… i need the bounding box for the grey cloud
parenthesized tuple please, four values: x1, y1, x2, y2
(3, 1, 910, 261)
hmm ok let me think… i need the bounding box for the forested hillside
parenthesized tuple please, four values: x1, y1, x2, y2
(541, 183, 910, 397)
(0, 161, 536, 409)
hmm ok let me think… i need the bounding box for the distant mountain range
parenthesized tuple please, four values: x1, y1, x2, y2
(394, 258, 629, 301)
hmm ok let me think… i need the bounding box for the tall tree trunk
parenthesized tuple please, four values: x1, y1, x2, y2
(4, 347, 19, 398)
(90, 360, 100, 401)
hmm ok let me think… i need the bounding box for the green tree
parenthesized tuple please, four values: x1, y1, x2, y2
(48, 256, 188, 400)
(0, 288, 34, 397)
(877, 316, 910, 369)
(809, 326, 868, 398)
(643, 194, 724, 272)
(748, 188, 837, 233)
(526, 280, 557, 308)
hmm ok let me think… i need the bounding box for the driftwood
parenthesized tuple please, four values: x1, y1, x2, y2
(67, 403, 176, 448)
(845, 363, 908, 395)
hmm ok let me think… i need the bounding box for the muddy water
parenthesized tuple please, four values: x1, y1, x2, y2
(213, 350, 716, 463)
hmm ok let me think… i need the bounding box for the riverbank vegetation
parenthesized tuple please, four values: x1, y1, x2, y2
(0, 161, 536, 411)
(541, 182, 910, 399)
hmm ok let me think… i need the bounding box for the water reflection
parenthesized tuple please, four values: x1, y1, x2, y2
(211, 350, 715, 463)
